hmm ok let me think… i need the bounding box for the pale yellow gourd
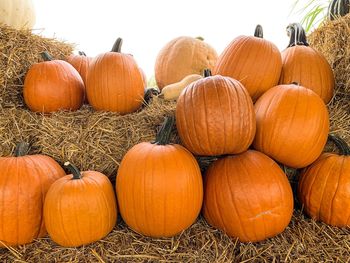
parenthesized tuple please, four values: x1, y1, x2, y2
(160, 74, 203, 100)
(0, 0, 36, 30)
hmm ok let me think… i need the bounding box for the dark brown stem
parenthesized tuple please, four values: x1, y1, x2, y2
(14, 142, 30, 157)
(328, 134, 350, 155)
(153, 116, 174, 145)
(111, 38, 123, 53)
(291, 82, 300, 86)
(286, 23, 309, 48)
(254, 24, 263, 38)
(64, 162, 82, 180)
(204, 69, 212, 77)
(78, 51, 87, 56)
(41, 51, 53, 61)
(328, 0, 350, 20)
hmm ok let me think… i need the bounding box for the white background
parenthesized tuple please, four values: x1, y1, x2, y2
(32, 0, 307, 78)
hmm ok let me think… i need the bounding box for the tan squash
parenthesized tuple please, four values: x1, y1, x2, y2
(160, 73, 203, 100)
(0, 0, 36, 30)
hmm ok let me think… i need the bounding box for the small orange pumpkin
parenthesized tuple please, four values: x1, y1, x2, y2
(253, 83, 329, 168)
(203, 150, 294, 242)
(298, 135, 350, 226)
(24, 52, 84, 113)
(176, 70, 256, 156)
(44, 162, 117, 247)
(0, 142, 65, 247)
(155, 36, 218, 89)
(279, 23, 335, 103)
(86, 38, 144, 113)
(116, 117, 203, 237)
(67, 51, 93, 102)
(214, 25, 282, 101)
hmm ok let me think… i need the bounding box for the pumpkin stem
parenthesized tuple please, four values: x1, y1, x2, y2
(41, 51, 53, 61)
(328, 0, 349, 20)
(286, 23, 309, 48)
(328, 134, 350, 155)
(78, 51, 87, 56)
(204, 69, 212, 77)
(195, 36, 204, 41)
(153, 116, 175, 145)
(111, 38, 123, 53)
(14, 142, 30, 157)
(254, 25, 263, 38)
(64, 162, 82, 180)
(291, 82, 300, 86)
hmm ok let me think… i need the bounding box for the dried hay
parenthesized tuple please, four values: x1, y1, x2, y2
(309, 13, 350, 94)
(0, 24, 73, 108)
(0, 212, 349, 262)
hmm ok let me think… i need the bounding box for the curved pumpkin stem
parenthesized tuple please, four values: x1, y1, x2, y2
(41, 51, 53, 61)
(153, 116, 174, 145)
(286, 23, 309, 48)
(111, 38, 123, 53)
(195, 36, 204, 41)
(328, 134, 350, 155)
(204, 69, 212, 77)
(64, 162, 82, 180)
(78, 51, 87, 56)
(254, 24, 263, 38)
(328, 0, 350, 20)
(14, 142, 30, 157)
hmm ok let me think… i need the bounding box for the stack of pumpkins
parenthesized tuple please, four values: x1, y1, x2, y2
(0, 22, 349, 249)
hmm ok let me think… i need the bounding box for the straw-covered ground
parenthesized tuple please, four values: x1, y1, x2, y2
(0, 21, 349, 262)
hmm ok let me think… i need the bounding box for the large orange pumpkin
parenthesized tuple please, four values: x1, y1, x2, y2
(24, 52, 85, 113)
(253, 83, 329, 168)
(66, 51, 93, 102)
(279, 23, 334, 103)
(176, 72, 256, 156)
(86, 38, 144, 113)
(44, 162, 117, 247)
(0, 143, 65, 247)
(213, 25, 282, 101)
(155, 36, 218, 89)
(116, 117, 203, 237)
(298, 135, 350, 226)
(203, 150, 294, 242)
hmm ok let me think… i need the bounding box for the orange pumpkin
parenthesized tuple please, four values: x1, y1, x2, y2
(176, 72, 256, 156)
(279, 23, 334, 103)
(203, 150, 294, 242)
(24, 52, 84, 113)
(44, 162, 117, 247)
(213, 25, 282, 101)
(67, 51, 93, 102)
(253, 83, 329, 168)
(0, 142, 65, 247)
(155, 36, 218, 89)
(298, 135, 350, 226)
(86, 38, 144, 113)
(116, 117, 203, 237)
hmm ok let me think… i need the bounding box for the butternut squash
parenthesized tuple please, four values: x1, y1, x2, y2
(160, 74, 203, 100)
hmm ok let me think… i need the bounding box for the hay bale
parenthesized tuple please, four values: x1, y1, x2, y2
(0, 98, 176, 179)
(0, 24, 73, 108)
(309, 13, 350, 94)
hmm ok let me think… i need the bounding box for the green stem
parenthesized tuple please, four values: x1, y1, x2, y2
(78, 51, 87, 56)
(195, 36, 204, 41)
(111, 38, 123, 53)
(153, 116, 175, 145)
(204, 69, 212, 77)
(328, 0, 350, 20)
(328, 134, 350, 155)
(254, 24, 263, 38)
(14, 142, 30, 157)
(286, 23, 309, 48)
(41, 51, 53, 61)
(64, 162, 82, 180)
